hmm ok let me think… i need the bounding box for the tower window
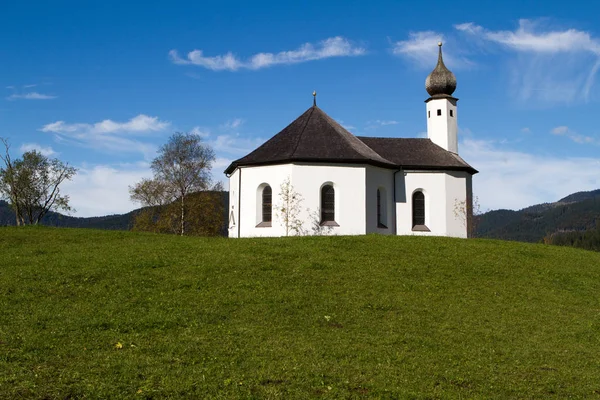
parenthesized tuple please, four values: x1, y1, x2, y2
(428, 111, 430, 118)
(450, 110, 454, 117)
(437, 109, 442, 116)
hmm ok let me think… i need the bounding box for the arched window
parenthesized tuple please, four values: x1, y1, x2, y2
(377, 188, 387, 228)
(262, 185, 272, 223)
(321, 184, 335, 224)
(412, 191, 425, 228)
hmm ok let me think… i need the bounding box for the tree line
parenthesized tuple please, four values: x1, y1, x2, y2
(0, 133, 224, 235)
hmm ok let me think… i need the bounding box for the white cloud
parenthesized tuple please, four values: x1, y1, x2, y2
(550, 125, 596, 144)
(62, 163, 153, 217)
(456, 20, 600, 54)
(42, 114, 169, 135)
(208, 133, 266, 156)
(521, 127, 531, 134)
(456, 19, 600, 103)
(190, 126, 210, 138)
(64, 157, 230, 217)
(375, 120, 398, 126)
(170, 36, 366, 71)
(19, 143, 57, 157)
(221, 118, 244, 130)
(40, 114, 170, 159)
(461, 139, 600, 211)
(391, 31, 473, 69)
(338, 120, 357, 131)
(7, 92, 57, 100)
(365, 119, 400, 130)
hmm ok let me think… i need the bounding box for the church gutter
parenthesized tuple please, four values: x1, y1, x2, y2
(393, 168, 403, 235)
(238, 167, 242, 238)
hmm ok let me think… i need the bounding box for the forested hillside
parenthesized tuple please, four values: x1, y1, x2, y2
(0, 191, 229, 233)
(476, 189, 600, 246)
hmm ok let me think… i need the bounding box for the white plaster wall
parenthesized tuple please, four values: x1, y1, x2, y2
(291, 163, 366, 236)
(227, 169, 240, 238)
(444, 171, 469, 238)
(231, 163, 367, 237)
(237, 164, 293, 237)
(395, 171, 449, 236)
(426, 98, 458, 153)
(365, 166, 394, 234)
(230, 163, 471, 238)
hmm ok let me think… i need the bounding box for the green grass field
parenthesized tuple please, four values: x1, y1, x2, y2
(1, 227, 600, 399)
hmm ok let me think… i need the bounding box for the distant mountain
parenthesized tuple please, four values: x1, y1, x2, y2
(0, 191, 229, 234)
(0, 199, 137, 230)
(4, 189, 600, 246)
(558, 189, 600, 203)
(477, 189, 600, 243)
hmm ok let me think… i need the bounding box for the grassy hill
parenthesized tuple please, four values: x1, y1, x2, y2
(1, 228, 600, 398)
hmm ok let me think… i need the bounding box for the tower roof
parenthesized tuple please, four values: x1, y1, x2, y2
(425, 42, 457, 98)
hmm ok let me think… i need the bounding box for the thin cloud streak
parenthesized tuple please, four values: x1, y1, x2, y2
(40, 114, 170, 159)
(551, 126, 597, 144)
(170, 36, 366, 71)
(391, 31, 474, 69)
(7, 92, 57, 100)
(455, 19, 600, 103)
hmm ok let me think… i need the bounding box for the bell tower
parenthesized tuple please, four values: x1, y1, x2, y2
(425, 42, 458, 154)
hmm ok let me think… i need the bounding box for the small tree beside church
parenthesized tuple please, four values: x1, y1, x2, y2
(277, 177, 304, 236)
(454, 195, 481, 238)
(129, 132, 223, 236)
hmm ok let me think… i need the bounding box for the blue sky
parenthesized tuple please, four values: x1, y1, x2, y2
(2, 0, 600, 216)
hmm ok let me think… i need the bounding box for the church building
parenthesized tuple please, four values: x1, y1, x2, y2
(225, 43, 477, 238)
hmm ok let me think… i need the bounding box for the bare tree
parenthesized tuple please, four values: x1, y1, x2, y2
(0, 138, 76, 225)
(129, 132, 217, 236)
(277, 177, 305, 236)
(454, 195, 481, 238)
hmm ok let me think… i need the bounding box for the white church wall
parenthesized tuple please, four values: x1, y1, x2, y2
(291, 163, 366, 236)
(227, 168, 240, 238)
(231, 163, 367, 237)
(395, 171, 449, 236)
(236, 164, 293, 237)
(444, 171, 469, 238)
(365, 166, 394, 234)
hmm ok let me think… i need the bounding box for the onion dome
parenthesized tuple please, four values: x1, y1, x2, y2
(425, 42, 456, 97)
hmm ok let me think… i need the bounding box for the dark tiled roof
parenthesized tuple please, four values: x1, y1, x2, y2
(224, 106, 395, 174)
(224, 105, 477, 175)
(357, 137, 477, 174)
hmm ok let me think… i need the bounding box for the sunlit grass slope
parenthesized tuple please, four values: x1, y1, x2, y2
(1, 227, 600, 398)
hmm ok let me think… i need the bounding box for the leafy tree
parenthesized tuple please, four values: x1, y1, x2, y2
(0, 138, 76, 225)
(130, 132, 222, 236)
